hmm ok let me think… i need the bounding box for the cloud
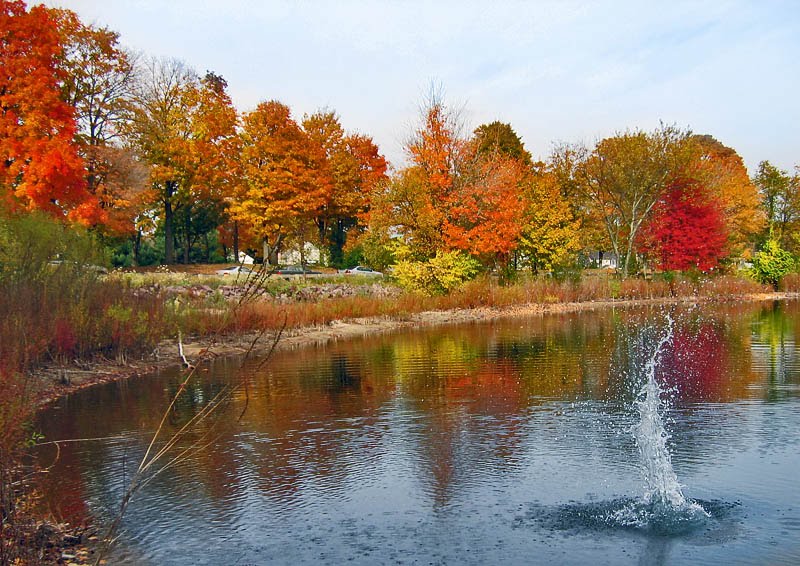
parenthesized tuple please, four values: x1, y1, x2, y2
(44, 0, 800, 171)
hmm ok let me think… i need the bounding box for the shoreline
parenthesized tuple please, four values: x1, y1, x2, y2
(31, 291, 798, 407)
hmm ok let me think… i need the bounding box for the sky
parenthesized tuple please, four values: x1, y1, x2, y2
(43, 0, 800, 173)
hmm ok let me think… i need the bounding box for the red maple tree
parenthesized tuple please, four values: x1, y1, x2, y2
(638, 178, 728, 272)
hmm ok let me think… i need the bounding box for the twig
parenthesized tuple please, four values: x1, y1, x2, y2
(93, 263, 283, 565)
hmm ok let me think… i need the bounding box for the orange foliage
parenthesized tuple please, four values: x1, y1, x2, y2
(691, 135, 764, 258)
(407, 102, 463, 199)
(0, 0, 99, 222)
(443, 152, 526, 257)
(233, 101, 332, 256)
(53, 8, 142, 234)
(302, 110, 387, 228)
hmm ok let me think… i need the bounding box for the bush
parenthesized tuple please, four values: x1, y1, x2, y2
(750, 239, 795, 289)
(393, 251, 482, 295)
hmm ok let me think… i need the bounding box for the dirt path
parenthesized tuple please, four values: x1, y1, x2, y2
(32, 292, 798, 406)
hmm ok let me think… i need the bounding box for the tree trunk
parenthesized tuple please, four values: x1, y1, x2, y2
(183, 211, 191, 265)
(233, 221, 239, 263)
(164, 181, 176, 264)
(263, 232, 285, 266)
(133, 229, 142, 267)
(164, 199, 174, 264)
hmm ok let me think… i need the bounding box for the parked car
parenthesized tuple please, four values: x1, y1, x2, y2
(339, 265, 383, 277)
(215, 265, 255, 276)
(274, 265, 322, 276)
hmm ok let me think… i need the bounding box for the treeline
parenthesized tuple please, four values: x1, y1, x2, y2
(2, 0, 799, 280)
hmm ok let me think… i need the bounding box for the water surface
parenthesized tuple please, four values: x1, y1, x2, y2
(36, 301, 800, 565)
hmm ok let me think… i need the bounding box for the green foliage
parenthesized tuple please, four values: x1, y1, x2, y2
(358, 231, 398, 271)
(750, 239, 795, 288)
(473, 121, 532, 165)
(0, 210, 105, 283)
(393, 251, 481, 295)
(341, 244, 366, 270)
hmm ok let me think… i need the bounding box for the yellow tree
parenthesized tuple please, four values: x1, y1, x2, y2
(518, 166, 582, 274)
(573, 125, 694, 277)
(233, 100, 331, 265)
(690, 135, 765, 259)
(753, 160, 800, 253)
(126, 57, 195, 264)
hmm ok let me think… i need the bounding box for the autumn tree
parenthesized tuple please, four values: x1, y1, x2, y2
(638, 178, 728, 272)
(441, 146, 527, 274)
(366, 94, 465, 262)
(690, 135, 764, 259)
(233, 100, 331, 265)
(51, 8, 141, 234)
(301, 110, 386, 266)
(0, 0, 98, 222)
(171, 72, 240, 264)
(754, 161, 800, 253)
(518, 166, 581, 274)
(571, 125, 694, 277)
(126, 57, 196, 264)
(367, 167, 440, 260)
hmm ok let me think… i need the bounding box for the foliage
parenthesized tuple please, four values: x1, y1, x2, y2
(0, 0, 99, 223)
(638, 178, 728, 272)
(347, 229, 397, 271)
(750, 239, 795, 288)
(691, 135, 764, 259)
(126, 57, 196, 263)
(566, 125, 695, 277)
(442, 151, 526, 261)
(473, 121, 532, 165)
(753, 161, 800, 253)
(302, 110, 387, 265)
(392, 250, 481, 295)
(518, 167, 581, 273)
(232, 100, 331, 264)
(52, 7, 143, 235)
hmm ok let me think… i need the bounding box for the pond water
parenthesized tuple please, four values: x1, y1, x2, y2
(35, 301, 800, 565)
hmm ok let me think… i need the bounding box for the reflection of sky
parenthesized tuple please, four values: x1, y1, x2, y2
(44, 0, 799, 172)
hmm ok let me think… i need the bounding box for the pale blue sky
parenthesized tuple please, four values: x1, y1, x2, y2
(45, 0, 799, 173)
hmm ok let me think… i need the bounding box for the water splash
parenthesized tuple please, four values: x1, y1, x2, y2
(621, 315, 709, 531)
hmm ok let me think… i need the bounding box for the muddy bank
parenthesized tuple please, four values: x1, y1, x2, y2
(31, 292, 799, 407)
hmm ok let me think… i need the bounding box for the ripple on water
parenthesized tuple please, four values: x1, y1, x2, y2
(519, 498, 741, 539)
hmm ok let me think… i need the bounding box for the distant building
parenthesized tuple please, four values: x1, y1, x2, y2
(279, 242, 322, 265)
(587, 251, 618, 269)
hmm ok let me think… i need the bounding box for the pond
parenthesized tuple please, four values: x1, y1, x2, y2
(35, 301, 800, 565)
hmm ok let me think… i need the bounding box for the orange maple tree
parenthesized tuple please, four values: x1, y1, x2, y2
(442, 151, 526, 260)
(302, 110, 387, 263)
(690, 135, 764, 258)
(0, 0, 99, 222)
(233, 100, 331, 264)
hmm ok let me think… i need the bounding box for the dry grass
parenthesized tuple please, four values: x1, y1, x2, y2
(169, 271, 777, 338)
